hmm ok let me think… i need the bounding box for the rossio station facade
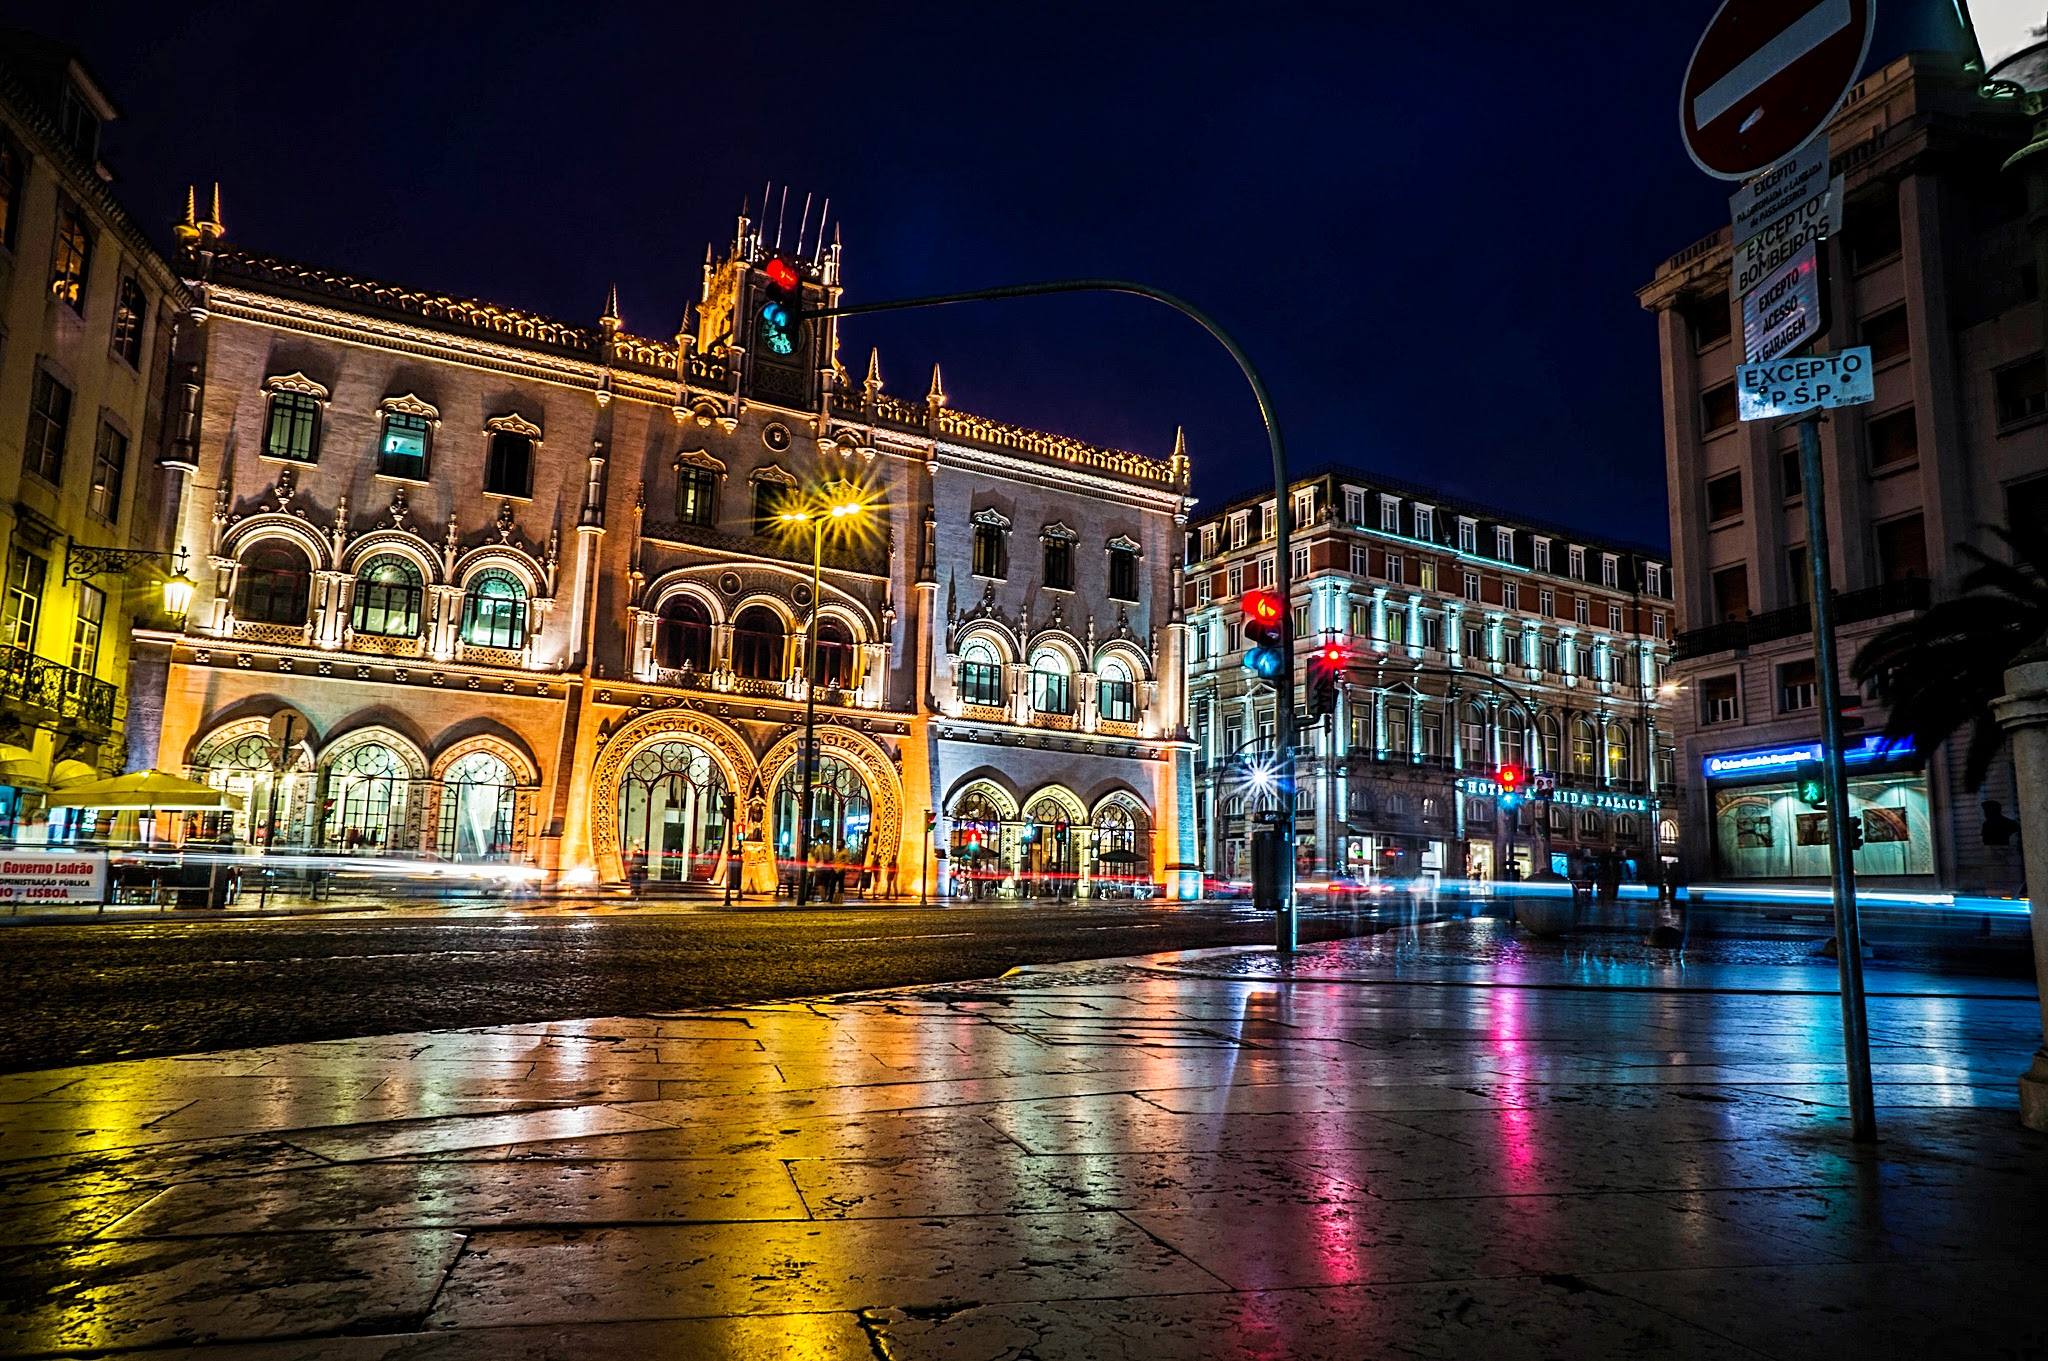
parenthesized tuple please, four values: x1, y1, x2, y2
(135, 200, 1198, 897)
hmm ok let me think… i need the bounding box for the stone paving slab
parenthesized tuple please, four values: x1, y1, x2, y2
(0, 943, 2043, 1359)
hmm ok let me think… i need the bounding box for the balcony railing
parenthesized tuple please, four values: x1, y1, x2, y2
(0, 645, 116, 735)
(1674, 579, 1931, 660)
(640, 518, 889, 576)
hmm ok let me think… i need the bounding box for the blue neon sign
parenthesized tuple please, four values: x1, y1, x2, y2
(1701, 733, 1915, 781)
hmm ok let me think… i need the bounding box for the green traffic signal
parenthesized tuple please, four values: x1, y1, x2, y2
(1794, 760, 1827, 808)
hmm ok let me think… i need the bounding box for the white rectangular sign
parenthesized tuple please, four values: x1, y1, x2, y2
(1742, 238, 1825, 363)
(0, 850, 106, 905)
(1739, 347, 1875, 421)
(1730, 142, 1841, 298)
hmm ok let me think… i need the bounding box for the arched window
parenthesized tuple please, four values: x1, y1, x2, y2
(1659, 817, 1680, 847)
(485, 432, 533, 498)
(352, 555, 423, 638)
(1614, 814, 1640, 842)
(1420, 796, 1441, 823)
(958, 638, 1004, 706)
(1500, 720, 1527, 769)
(1098, 656, 1135, 722)
(1029, 647, 1072, 714)
(732, 604, 785, 680)
(1578, 809, 1604, 838)
(1605, 721, 1633, 783)
(324, 741, 410, 850)
(811, 617, 854, 689)
(1459, 701, 1489, 766)
(1570, 715, 1598, 776)
(1538, 714, 1562, 774)
(655, 596, 712, 670)
(235, 542, 311, 625)
(438, 751, 516, 860)
(460, 569, 527, 649)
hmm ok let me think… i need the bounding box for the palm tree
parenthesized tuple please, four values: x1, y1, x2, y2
(1850, 520, 2048, 790)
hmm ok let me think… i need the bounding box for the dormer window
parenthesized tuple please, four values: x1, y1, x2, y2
(58, 79, 102, 164)
(1380, 496, 1401, 533)
(377, 395, 439, 481)
(1495, 527, 1514, 561)
(1230, 512, 1248, 548)
(1533, 538, 1551, 573)
(483, 413, 541, 498)
(1457, 518, 1477, 554)
(1568, 546, 1587, 580)
(1601, 553, 1620, 588)
(1414, 506, 1435, 541)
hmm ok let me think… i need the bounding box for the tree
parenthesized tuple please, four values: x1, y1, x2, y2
(1850, 521, 2048, 790)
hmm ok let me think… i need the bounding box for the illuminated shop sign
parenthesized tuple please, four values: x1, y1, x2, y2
(1701, 733, 1914, 782)
(1454, 777, 1652, 814)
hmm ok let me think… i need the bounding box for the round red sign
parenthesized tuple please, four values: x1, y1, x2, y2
(1681, 0, 1875, 180)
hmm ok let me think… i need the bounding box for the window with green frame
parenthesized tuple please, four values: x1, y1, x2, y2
(264, 391, 321, 462)
(460, 569, 527, 649)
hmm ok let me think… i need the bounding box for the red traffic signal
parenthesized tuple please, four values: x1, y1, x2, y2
(1495, 764, 1524, 792)
(764, 256, 800, 291)
(1242, 590, 1282, 626)
(1241, 591, 1286, 680)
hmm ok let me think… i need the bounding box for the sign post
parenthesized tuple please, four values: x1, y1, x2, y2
(1686, 0, 1880, 1144)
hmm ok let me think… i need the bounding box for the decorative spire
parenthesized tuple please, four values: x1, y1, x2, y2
(198, 183, 225, 243)
(173, 185, 199, 245)
(927, 363, 946, 408)
(1171, 425, 1187, 462)
(600, 283, 621, 336)
(864, 347, 883, 400)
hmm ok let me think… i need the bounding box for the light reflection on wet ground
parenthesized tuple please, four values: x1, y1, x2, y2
(0, 947, 2041, 1358)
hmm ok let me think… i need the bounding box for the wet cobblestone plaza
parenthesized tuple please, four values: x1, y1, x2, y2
(0, 937, 2042, 1359)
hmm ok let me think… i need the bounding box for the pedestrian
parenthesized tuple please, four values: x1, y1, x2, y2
(886, 857, 899, 898)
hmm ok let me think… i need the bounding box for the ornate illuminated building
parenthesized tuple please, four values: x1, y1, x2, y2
(135, 199, 1197, 895)
(0, 39, 191, 833)
(1184, 473, 1676, 884)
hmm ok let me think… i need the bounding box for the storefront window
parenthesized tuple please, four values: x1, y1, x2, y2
(618, 739, 729, 883)
(1711, 770, 1933, 878)
(774, 753, 871, 864)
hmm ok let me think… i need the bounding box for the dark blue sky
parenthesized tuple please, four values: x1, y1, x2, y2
(58, 2, 1972, 548)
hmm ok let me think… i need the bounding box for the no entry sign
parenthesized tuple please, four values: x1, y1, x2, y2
(1682, 0, 1875, 180)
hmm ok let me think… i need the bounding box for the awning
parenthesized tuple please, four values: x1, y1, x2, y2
(45, 769, 243, 810)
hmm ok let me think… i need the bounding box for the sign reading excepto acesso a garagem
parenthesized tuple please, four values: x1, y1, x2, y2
(1738, 346, 1874, 421)
(1740, 237, 1825, 363)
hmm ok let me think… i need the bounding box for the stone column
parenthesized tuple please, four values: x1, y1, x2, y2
(1992, 650, 2048, 1131)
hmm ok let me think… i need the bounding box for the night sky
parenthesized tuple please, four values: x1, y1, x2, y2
(54, 3, 1974, 547)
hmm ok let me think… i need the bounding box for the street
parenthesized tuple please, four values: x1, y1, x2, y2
(0, 900, 1372, 1073)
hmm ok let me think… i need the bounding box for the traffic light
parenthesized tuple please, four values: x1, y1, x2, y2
(758, 256, 801, 357)
(1495, 764, 1525, 811)
(1306, 640, 1345, 718)
(1241, 591, 1285, 680)
(1794, 761, 1827, 808)
(1844, 815, 1865, 852)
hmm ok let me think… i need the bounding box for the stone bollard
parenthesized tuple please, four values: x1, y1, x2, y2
(1992, 649, 2048, 1131)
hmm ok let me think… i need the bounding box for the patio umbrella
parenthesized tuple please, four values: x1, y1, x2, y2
(45, 769, 241, 810)
(1095, 849, 1142, 866)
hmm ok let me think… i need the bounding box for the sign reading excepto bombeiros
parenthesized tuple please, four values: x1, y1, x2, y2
(1738, 346, 1874, 420)
(0, 850, 107, 905)
(1730, 140, 1842, 296)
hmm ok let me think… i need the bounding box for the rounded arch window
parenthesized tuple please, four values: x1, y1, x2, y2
(1097, 655, 1136, 723)
(324, 741, 412, 850)
(235, 541, 311, 625)
(1028, 648, 1073, 715)
(352, 555, 423, 638)
(957, 637, 1005, 706)
(1459, 701, 1489, 765)
(439, 750, 517, 860)
(1605, 721, 1633, 782)
(732, 605, 785, 680)
(617, 738, 731, 884)
(773, 752, 871, 862)
(1538, 714, 1563, 773)
(460, 569, 527, 649)
(655, 595, 712, 670)
(1570, 716, 1598, 776)
(811, 616, 855, 689)
(1023, 795, 1080, 896)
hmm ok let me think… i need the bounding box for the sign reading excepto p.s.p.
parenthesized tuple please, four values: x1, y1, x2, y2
(1738, 346, 1874, 421)
(1741, 237, 1825, 363)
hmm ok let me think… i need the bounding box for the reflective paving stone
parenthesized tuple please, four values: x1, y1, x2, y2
(428, 1213, 1227, 1327)
(284, 1103, 675, 1161)
(105, 1313, 877, 1360)
(0, 1229, 465, 1355)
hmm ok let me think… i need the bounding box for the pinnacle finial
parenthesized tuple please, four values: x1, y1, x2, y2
(864, 347, 883, 397)
(602, 282, 621, 325)
(202, 182, 224, 239)
(1171, 425, 1187, 461)
(174, 185, 199, 244)
(927, 363, 946, 407)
